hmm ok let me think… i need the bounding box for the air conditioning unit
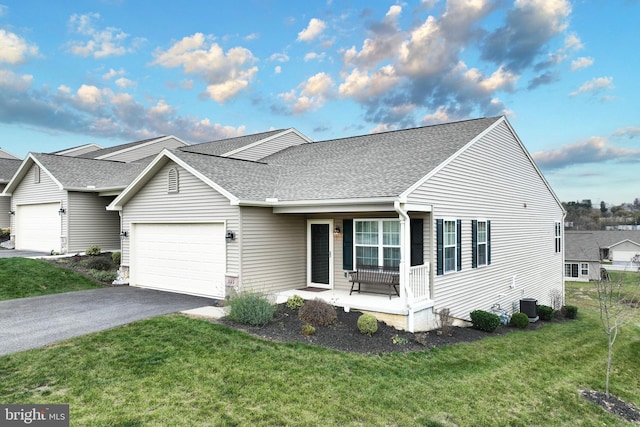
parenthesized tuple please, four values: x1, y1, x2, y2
(520, 298, 539, 322)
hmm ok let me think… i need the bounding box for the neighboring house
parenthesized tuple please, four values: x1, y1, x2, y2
(2, 136, 189, 253)
(0, 154, 22, 229)
(565, 230, 640, 279)
(108, 116, 565, 331)
(52, 143, 103, 157)
(181, 128, 311, 161)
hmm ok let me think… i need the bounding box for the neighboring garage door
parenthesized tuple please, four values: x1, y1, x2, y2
(612, 250, 640, 263)
(131, 223, 226, 298)
(15, 203, 61, 252)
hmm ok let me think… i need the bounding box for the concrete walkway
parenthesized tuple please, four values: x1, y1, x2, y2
(0, 287, 223, 356)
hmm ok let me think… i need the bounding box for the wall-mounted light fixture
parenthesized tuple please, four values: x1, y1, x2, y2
(119, 231, 128, 239)
(225, 231, 235, 242)
(58, 208, 66, 215)
(8, 211, 15, 215)
(334, 226, 341, 236)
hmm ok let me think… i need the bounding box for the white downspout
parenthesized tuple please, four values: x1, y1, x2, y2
(394, 201, 415, 332)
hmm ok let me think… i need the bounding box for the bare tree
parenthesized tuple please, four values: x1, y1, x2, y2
(594, 263, 640, 397)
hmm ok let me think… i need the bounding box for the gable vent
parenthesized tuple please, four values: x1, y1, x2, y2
(168, 167, 179, 193)
(33, 165, 40, 183)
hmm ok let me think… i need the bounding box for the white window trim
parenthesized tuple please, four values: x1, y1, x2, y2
(443, 219, 457, 273)
(476, 219, 488, 267)
(168, 167, 179, 194)
(581, 263, 589, 276)
(354, 218, 401, 268)
(555, 221, 562, 253)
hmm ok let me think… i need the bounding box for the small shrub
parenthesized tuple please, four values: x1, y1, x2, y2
(86, 256, 113, 271)
(286, 294, 305, 310)
(392, 334, 409, 345)
(86, 245, 101, 256)
(228, 292, 276, 326)
(357, 313, 378, 336)
(298, 299, 337, 327)
(510, 312, 530, 329)
(89, 269, 117, 283)
(537, 304, 554, 321)
(301, 324, 316, 336)
(470, 310, 501, 333)
(111, 251, 121, 265)
(561, 305, 578, 319)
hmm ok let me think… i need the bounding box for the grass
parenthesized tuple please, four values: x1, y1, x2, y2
(0, 270, 639, 425)
(0, 258, 102, 301)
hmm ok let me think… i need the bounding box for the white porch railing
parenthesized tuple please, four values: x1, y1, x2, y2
(408, 263, 430, 301)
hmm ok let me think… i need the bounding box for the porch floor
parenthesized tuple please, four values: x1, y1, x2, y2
(275, 287, 410, 316)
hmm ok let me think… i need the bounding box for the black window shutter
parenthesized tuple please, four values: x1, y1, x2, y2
(456, 219, 462, 271)
(342, 219, 353, 270)
(487, 220, 491, 265)
(410, 218, 424, 267)
(436, 219, 443, 275)
(471, 220, 478, 269)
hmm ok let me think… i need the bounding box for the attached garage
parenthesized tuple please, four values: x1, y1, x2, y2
(15, 203, 62, 252)
(130, 223, 226, 298)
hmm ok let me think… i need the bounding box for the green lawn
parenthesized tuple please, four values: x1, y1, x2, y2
(0, 258, 102, 301)
(0, 270, 639, 426)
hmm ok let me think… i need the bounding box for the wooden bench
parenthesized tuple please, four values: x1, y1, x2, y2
(347, 266, 400, 299)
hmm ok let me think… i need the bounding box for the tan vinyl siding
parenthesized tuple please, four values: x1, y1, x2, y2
(229, 132, 308, 161)
(408, 121, 564, 320)
(239, 207, 307, 293)
(67, 192, 120, 252)
(103, 138, 186, 162)
(120, 161, 240, 277)
(11, 165, 68, 244)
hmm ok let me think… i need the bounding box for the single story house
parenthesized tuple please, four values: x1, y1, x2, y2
(0, 149, 22, 230)
(2, 136, 189, 253)
(565, 230, 640, 279)
(108, 116, 565, 331)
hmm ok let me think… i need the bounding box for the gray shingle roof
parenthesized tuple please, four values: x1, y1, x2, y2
(33, 153, 150, 190)
(180, 129, 286, 156)
(565, 230, 640, 261)
(77, 136, 166, 159)
(0, 159, 22, 183)
(172, 116, 501, 201)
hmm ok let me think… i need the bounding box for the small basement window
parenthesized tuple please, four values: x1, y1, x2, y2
(168, 168, 179, 193)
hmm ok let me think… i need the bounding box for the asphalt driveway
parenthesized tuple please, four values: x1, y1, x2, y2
(0, 287, 216, 356)
(0, 249, 51, 258)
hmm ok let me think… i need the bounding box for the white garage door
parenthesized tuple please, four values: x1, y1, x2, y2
(15, 203, 61, 252)
(131, 223, 226, 298)
(612, 250, 640, 263)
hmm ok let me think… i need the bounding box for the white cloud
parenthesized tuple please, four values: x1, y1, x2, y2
(304, 52, 326, 62)
(269, 52, 289, 62)
(152, 33, 258, 103)
(297, 18, 326, 42)
(570, 76, 614, 96)
(338, 66, 400, 102)
(67, 13, 141, 58)
(533, 136, 640, 170)
(0, 69, 33, 91)
(274, 66, 282, 74)
(571, 57, 594, 71)
(102, 68, 125, 80)
(75, 84, 106, 107)
(279, 72, 334, 114)
(0, 29, 39, 64)
(115, 77, 136, 88)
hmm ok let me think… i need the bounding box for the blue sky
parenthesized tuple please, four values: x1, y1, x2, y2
(1, 0, 638, 204)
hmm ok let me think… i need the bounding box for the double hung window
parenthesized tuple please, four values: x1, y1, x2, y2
(354, 219, 400, 268)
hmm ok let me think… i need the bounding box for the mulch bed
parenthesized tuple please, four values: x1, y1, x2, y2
(219, 303, 544, 354)
(580, 389, 640, 425)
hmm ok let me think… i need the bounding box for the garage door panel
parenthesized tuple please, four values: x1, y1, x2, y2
(16, 203, 61, 252)
(131, 223, 225, 298)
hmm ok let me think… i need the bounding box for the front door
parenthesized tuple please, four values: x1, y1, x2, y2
(307, 220, 333, 289)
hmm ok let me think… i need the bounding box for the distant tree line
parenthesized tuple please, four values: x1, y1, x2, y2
(563, 198, 640, 230)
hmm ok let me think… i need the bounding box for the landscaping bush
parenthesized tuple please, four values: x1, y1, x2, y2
(510, 312, 530, 329)
(111, 251, 121, 265)
(537, 305, 554, 321)
(298, 299, 337, 327)
(89, 269, 117, 283)
(228, 292, 276, 326)
(85, 256, 113, 271)
(286, 294, 304, 310)
(301, 324, 316, 336)
(85, 245, 101, 256)
(470, 310, 501, 333)
(561, 305, 578, 319)
(357, 313, 378, 336)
